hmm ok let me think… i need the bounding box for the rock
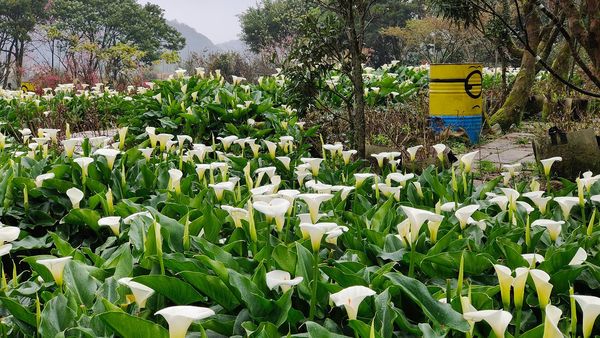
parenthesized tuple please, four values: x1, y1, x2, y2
(532, 128, 600, 180)
(490, 124, 502, 135)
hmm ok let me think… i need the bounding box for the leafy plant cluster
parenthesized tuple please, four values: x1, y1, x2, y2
(0, 71, 598, 337)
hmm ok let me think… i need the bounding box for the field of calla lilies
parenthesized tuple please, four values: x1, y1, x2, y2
(0, 69, 599, 338)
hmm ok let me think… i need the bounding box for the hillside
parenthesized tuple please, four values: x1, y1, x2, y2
(168, 20, 249, 56)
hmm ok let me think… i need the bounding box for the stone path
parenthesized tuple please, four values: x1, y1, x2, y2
(476, 132, 535, 166)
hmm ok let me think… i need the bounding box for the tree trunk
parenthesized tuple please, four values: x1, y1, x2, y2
(15, 40, 25, 85)
(351, 63, 366, 158)
(489, 0, 541, 130)
(542, 41, 572, 120)
(344, 5, 366, 158)
(559, 0, 600, 74)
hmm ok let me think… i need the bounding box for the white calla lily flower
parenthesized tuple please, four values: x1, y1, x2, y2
(37, 256, 72, 286)
(522, 191, 552, 214)
(266, 270, 303, 292)
(155, 306, 215, 338)
(0, 226, 20, 245)
(440, 202, 456, 212)
(540, 157, 562, 176)
(522, 253, 545, 266)
(98, 216, 122, 236)
(0, 244, 12, 257)
(463, 310, 512, 338)
(330, 286, 376, 320)
(146, 127, 157, 148)
(493, 264, 513, 309)
(341, 150, 357, 164)
(572, 295, 600, 338)
(221, 206, 248, 228)
(94, 148, 120, 170)
(157, 134, 174, 152)
(301, 158, 324, 177)
(299, 222, 338, 251)
(253, 198, 290, 232)
(401, 206, 443, 245)
(455, 205, 479, 229)
(354, 173, 375, 188)
(325, 226, 348, 245)
(176, 135, 192, 149)
(66, 187, 84, 209)
(513, 267, 529, 309)
(209, 182, 235, 201)
(168, 169, 183, 194)
(118, 277, 155, 309)
(432, 144, 446, 162)
(406, 145, 423, 161)
(74, 157, 94, 176)
(35, 173, 55, 188)
(553, 196, 579, 220)
(371, 152, 388, 168)
(530, 269, 553, 310)
(276, 156, 291, 170)
(531, 219, 564, 242)
(543, 304, 563, 338)
(62, 138, 82, 157)
(569, 247, 588, 265)
(460, 150, 478, 173)
(298, 193, 334, 223)
(217, 136, 238, 151)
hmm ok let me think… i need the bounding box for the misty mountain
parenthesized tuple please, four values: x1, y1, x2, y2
(168, 20, 249, 57)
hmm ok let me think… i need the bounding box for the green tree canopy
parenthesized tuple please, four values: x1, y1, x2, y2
(239, 0, 308, 58)
(240, 0, 426, 65)
(0, 0, 48, 86)
(48, 0, 185, 82)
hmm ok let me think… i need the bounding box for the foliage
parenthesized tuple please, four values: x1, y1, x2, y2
(381, 16, 491, 64)
(240, 0, 429, 66)
(179, 51, 275, 84)
(0, 68, 599, 337)
(239, 0, 308, 60)
(0, 0, 48, 85)
(46, 0, 185, 84)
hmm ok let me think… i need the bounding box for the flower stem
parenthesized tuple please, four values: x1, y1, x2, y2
(408, 243, 416, 278)
(525, 215, 531, 252)
(309, 250, 320, 320)
(570, 286, 577, 338)
(514, 308, 522, 338)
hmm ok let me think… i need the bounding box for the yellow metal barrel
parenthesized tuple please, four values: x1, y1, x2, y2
(429, 64, 483, 143)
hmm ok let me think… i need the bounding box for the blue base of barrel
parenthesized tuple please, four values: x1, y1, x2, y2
(431, 115, 482, 143)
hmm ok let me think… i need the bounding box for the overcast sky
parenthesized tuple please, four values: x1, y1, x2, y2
(137, 0, 256, 43)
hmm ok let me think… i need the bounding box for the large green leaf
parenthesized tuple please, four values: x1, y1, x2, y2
(385, 273, 469, 332)
(63, 260, 99, 308)
(132, 275, 204, 305)
(179, 271, 240, 310)
(97, 312, 168, 338)
(370, 197, 394, 232)
(303, 321, 350, 338)
(0, 297, 36, 327)
(39, 294, 76, 338)
(227, 269, 273, 318)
